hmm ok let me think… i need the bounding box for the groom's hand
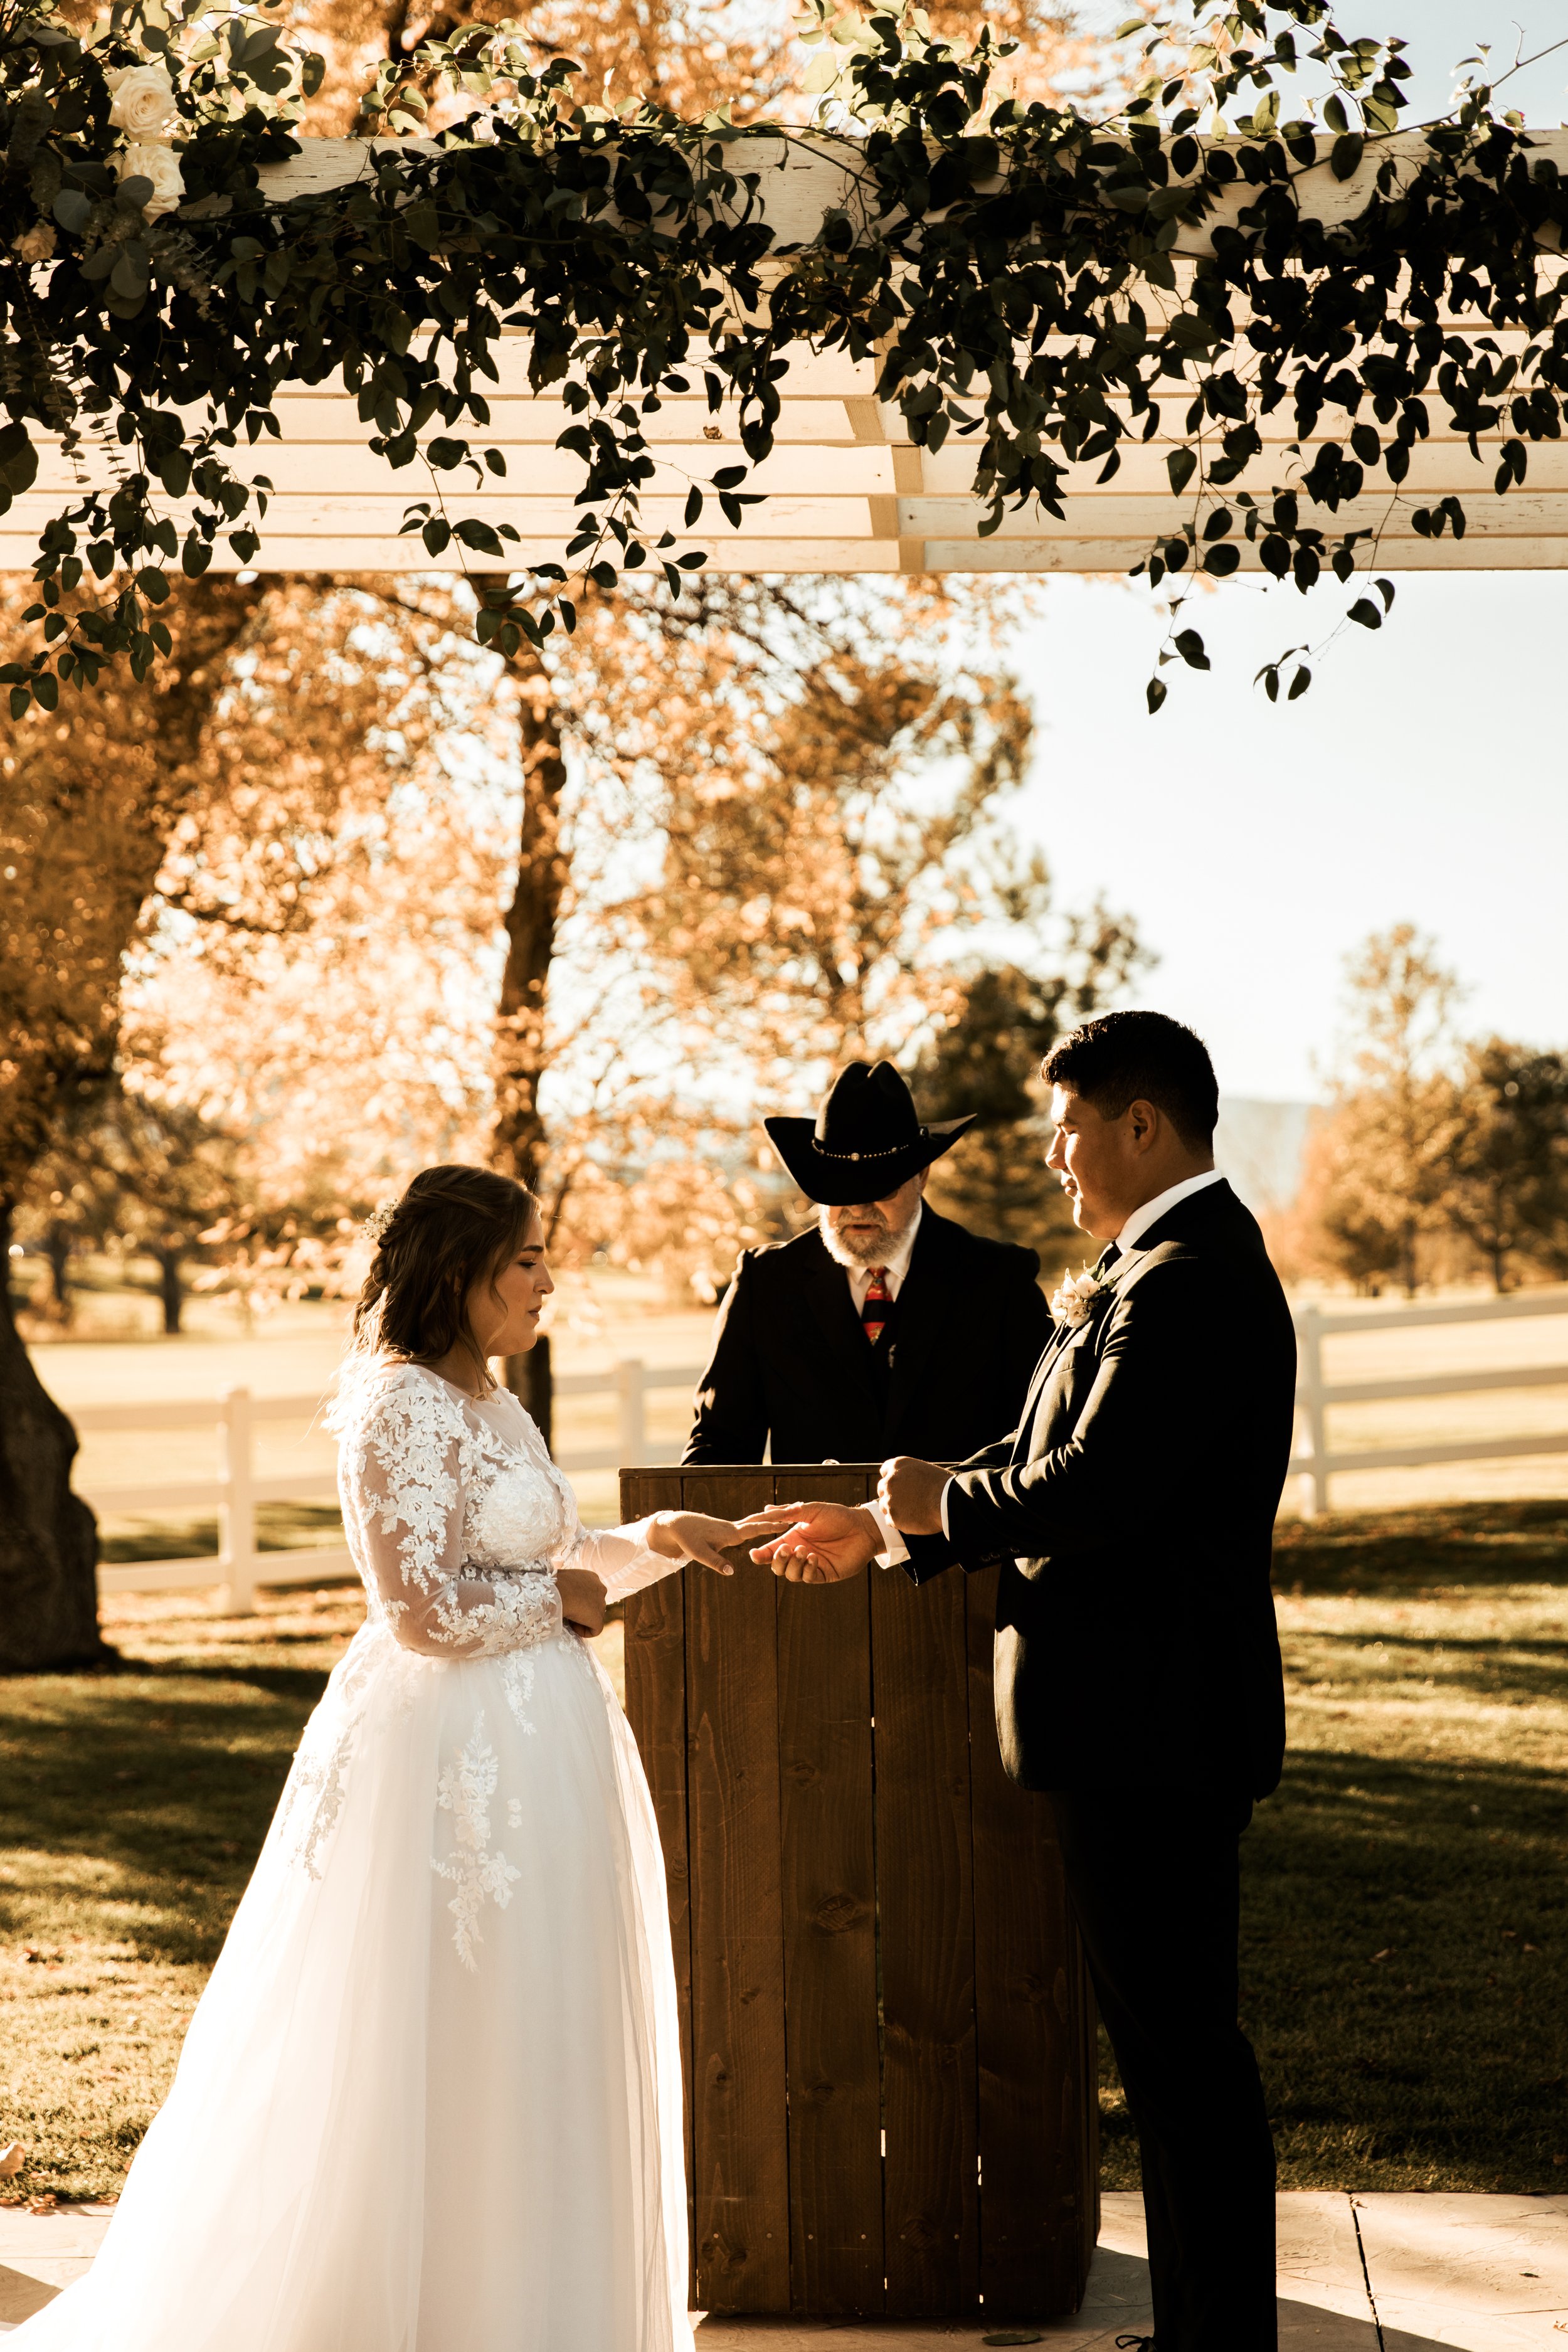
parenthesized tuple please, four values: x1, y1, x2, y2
(743, 1503, 879, 1584)
(879, 1456, 948, 1536)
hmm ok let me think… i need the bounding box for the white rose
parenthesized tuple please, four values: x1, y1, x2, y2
(105, 63, 179, 140)
(11, 221, 57, 263)
(1048, 1266, 1111, 1328)
(114, 140, 185, 220)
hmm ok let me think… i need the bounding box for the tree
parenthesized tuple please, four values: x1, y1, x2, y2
(917, 941, 1145, 1259)
(1305, 926, 1464, 1298)
(16, 1074, 246, 1335)
(123, 569, 1140, 1308)
(0, 578, 263, 1671)
(1444, 1040, 1568, 1291)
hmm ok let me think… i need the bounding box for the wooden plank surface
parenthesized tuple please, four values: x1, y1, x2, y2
(620, 1468, 694, 2302)
(775, 1467, 883, 2315)
(871, 1556, 979, 2318)
(965, 1564, 1093, 2320)
(682, 1468, 790, 2314)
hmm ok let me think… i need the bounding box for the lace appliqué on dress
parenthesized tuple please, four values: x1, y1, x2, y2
(334, 1367, 568, 1659)
(273, 1633, 392, 1879)
(499, 1646, 540, 1733)
(433, 1710, 521, 1970)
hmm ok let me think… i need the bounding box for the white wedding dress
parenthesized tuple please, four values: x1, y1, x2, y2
(14, 1360, 693, 2352)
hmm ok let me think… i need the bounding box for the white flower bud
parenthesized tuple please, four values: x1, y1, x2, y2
(114, 140, 186, 220)
(105, 63, 180, 140)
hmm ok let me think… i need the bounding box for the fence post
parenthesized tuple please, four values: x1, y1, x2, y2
(1298, 1306, 1329, 1519)
(616, 1358, 646, 1463)
(218, 1385, 258, 1614)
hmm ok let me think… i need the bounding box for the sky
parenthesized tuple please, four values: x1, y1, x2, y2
(987, 6, 1568, 1106)
(998, 575, 1568, 1101)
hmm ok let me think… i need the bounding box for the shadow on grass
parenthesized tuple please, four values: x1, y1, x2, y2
(1274, 1498, 1568, 1594)
(1296, 1627, 1568, 1707)
(0, 1669, 320, 1966)
(99, 1502, 344, 1564)
(1239, 1745, 1568, 2188)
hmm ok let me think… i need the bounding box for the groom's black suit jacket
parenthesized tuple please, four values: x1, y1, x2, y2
(903, 1180, 1296, 1800)
(683, 1208, 1050, 1468)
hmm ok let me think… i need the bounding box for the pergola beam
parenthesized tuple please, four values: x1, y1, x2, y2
(11, 130, 1563, 576)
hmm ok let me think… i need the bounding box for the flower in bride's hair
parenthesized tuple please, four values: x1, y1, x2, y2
(360, 1196, 400, 1249)
(1048, 1264, 1113, 1329)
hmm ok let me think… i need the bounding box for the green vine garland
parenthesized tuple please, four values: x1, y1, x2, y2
(0, 0, 1565, 713)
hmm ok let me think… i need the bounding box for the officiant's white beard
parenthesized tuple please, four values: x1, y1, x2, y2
(817, 1190, 921, 1269)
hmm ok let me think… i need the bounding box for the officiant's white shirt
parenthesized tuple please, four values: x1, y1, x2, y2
(839, 1199, 923, 1312)
(866, 1168, 1222, 1565)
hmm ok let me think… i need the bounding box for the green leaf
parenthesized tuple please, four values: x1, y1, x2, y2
(1146, 676, 1168, 714)
(1288, 664, 1312, 699)
(1173, 628, 1210, 670)
(0, 423, 39, 497)
(1348, 596, 1382, 628)
(52, 188, 92, 235)
(1330, 132, 1365, 180)
(1167, 447, 1197, 496)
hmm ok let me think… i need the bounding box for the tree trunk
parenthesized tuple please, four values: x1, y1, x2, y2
(43, 1221, 71, 1318)
(491, 662, 569, 1195)
(0, 1204, 108, 1672)
(504, 1332, 553, 1453)
(156, 1244, 184, 1336)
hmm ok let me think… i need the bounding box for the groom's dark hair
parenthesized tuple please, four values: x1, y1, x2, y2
(1043, 1012, 1219, 1147)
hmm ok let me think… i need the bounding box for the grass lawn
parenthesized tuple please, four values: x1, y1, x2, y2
(1096, 1498, 1568, 2194)
(0, 1500, 1563, 2205)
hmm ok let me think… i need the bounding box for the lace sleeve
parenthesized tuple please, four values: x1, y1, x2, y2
(559, 1517, 684, 1604)
(349, 1375, 563, 1658)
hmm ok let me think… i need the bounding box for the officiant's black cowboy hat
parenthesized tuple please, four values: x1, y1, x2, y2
(764, 1061, 977, 1207)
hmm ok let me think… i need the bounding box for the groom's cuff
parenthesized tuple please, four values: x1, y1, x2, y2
(865, 1480, 953, 1567)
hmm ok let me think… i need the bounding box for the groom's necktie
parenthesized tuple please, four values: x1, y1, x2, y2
(861, 1266, 891, 1345)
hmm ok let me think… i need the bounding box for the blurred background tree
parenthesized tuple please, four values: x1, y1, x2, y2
(1443, 1040, 1568, 1293)
(1291, 927, 1464, 1298)
(1284, 932, 1568, 1297)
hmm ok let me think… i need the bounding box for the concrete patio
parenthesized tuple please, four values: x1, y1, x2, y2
(1, 2191, 1564, 2346)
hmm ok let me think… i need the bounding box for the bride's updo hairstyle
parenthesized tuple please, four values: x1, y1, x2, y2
(349, 1163, 540, 1392)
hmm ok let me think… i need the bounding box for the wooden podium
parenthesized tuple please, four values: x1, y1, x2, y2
(619, 1462, 1098, 2325)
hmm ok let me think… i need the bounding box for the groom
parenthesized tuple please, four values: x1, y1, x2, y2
(752, 1011, 1296, 2352)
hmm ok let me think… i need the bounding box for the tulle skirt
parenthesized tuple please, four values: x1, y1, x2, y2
(14, 1622, 692, 2352)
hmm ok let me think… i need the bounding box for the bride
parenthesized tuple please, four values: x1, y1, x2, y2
(17, 1163, 763, 2352)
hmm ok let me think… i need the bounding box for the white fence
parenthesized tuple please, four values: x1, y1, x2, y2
(1291, 1289, 1568, 1516)
(80, 1359, 702, 1613)
(73, 1292, 1568, 1601)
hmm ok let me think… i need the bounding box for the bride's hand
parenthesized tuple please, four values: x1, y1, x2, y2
(556, 1567, 608, 1638)
(647, 1511, 742, 1575)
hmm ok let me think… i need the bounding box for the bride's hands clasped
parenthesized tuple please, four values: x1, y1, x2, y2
(646, 1510, 770, 1576)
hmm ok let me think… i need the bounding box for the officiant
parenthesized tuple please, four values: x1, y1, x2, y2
(684, 1061, 1051, 1468)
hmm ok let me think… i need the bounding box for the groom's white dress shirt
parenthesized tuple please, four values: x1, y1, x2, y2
(866, 1167, 1224, 1565)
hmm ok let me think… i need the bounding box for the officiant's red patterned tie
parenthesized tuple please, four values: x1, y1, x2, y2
(862, 1266, 891, 1345)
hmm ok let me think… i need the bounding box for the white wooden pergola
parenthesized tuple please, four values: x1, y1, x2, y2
(10, 127, 1567, 575)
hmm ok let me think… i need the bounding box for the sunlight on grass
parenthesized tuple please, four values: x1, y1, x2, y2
(1097, 1501, 1568, 2194)
(1, 1505, 1562, 2202)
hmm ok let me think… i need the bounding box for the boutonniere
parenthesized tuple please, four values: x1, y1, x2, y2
(1048, 1264, 1115, 1330)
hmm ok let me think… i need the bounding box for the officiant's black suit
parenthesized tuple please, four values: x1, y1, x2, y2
(903, 1178, 1296, 2352)
(682, 1206, 1051, 1466)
